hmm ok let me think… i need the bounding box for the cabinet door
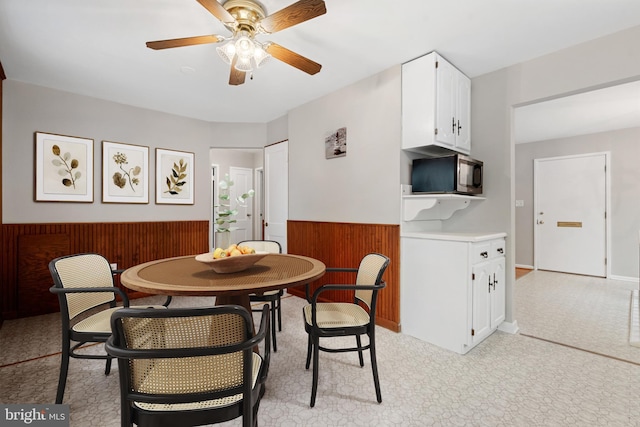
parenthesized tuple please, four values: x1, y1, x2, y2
(490, 257, 506, 328)
(454, 73, 471, 153)
(435, 58, 456, 147)
(401, 53, 437, 151)
(471, 260, 492, 345)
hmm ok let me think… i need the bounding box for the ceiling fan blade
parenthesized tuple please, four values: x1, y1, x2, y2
(229, 57, 246, 85)
(266, 43, 322, 75)
(146, 35, 223, 50)
(196, 0, 236, 25)
(259, 0, 326, 34)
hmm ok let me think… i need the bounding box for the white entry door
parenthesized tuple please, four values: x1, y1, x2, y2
(229, 166, 253, 244)
(534, 153, 607, 277)
(264, 141, 288, 253)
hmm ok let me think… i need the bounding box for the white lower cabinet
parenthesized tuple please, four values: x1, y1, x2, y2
(400, 232, 506, 354)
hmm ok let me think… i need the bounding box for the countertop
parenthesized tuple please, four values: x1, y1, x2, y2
(400, 231, 507, 242)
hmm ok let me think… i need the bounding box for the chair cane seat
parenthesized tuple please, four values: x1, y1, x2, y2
(134, 353, 263, 412)
(303, 303, 370, 328)
(72, 305, 167, 334)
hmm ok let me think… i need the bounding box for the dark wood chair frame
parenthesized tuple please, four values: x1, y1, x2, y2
(106, 304, 271, 427)
(238, 239, 283, 352)
(303, 253, 390, 407)
(49, 253, 170, 404)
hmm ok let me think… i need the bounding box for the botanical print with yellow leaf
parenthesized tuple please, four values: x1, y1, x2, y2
(164, 158, 188, 196)
(42, 138, 89, 196)
(155, 148, 194, 204)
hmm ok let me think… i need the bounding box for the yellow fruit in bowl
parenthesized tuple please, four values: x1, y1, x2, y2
(229, 249, 243, 257)
(240, 246, 256, 254)
(212, 248, 226, 259)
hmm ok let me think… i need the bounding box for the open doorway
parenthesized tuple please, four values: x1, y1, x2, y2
(209, 148, 264, 250)
(514, 80, 640, 279)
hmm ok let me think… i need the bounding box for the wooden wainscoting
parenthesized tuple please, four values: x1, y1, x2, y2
(1, 221, 209, 319)
(287, 220, 400, 332)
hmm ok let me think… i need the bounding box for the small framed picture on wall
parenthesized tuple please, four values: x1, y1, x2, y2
(102, 141, 149, 204)
(155, 148, 195, 205)
(34, 132, 94, 202)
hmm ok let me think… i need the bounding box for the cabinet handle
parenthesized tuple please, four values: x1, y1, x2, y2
(452, 117, 456, 133)
(457, 120, 462, 136)
(480, 251, 488, 258)
(488, 274, 497, 292)
(497, 248, 504, 254)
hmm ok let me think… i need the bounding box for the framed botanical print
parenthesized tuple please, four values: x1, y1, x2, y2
(155, 148, 194, 205)
(35, 132, 94, 202)
(102, 141, 149, 203)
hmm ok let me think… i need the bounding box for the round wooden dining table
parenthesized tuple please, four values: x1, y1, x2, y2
(120, 253, 326, 313)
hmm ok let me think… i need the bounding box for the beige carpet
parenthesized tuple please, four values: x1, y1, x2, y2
(2, 287, 640, 426)
(515, 269, 640, 364)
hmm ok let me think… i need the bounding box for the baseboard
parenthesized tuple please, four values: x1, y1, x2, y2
(515, 264, 534, 270)
(630, 290, 640, 347)
(498, 320, 519, 335)
(610, 274, 639, 283)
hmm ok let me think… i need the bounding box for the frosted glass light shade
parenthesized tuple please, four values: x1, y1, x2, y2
(216, 41, 235, 65)
(253, 45, 271, 68)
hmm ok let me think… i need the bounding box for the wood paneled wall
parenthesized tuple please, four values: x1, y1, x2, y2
(1, 221, 209, 319)
(287, 220, 400, 332)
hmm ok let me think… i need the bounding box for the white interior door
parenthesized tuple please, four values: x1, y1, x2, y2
(534, 153, 607, 277)
(254, 167, 264, 240)
(229, 166, 253, 244)
(264, 141, 288, 253)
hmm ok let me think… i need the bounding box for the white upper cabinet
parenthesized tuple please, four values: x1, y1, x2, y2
(402, 52, 471, 155)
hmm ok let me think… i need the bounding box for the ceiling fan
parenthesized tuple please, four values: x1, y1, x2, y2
(146, 0, 327, 85)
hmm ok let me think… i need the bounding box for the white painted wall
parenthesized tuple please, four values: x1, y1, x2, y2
(288, 66, 401, 224)
(266, 115, 288, 144)
(2, 80, 266, 223)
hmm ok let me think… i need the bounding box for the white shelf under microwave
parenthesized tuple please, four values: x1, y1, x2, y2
(402, 193, 485, 221)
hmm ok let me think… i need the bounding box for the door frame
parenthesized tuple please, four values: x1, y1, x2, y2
(210, 163, 220, 251)
(533, 151, 611, 277)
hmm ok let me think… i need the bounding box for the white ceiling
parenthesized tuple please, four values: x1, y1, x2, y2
(514, 80, 640, 144)
(1, 0, 640, 129)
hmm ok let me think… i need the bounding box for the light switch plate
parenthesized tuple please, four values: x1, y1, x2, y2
(110, 263, 118, 270)
(515, 200, 525, 207)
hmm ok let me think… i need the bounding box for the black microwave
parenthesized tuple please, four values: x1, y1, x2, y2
(411, 154, 483, 195)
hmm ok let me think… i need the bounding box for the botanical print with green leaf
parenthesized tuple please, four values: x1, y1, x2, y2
(43, 139, 88, 195)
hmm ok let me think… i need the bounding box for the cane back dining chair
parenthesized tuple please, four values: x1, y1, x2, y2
(303, 253, 390, 407)
(105, 304, 271, 427)
(237, 240, 283, 352)
(48, 253, 169, 404)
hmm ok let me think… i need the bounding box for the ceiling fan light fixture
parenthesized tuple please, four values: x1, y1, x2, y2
(253, 45, 271, 68)
(216, 41, 236, 65)
(234, 34, 255, 59)
(234, 56, 253, 72)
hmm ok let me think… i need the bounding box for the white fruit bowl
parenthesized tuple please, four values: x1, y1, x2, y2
(195, 252, 268, 274)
